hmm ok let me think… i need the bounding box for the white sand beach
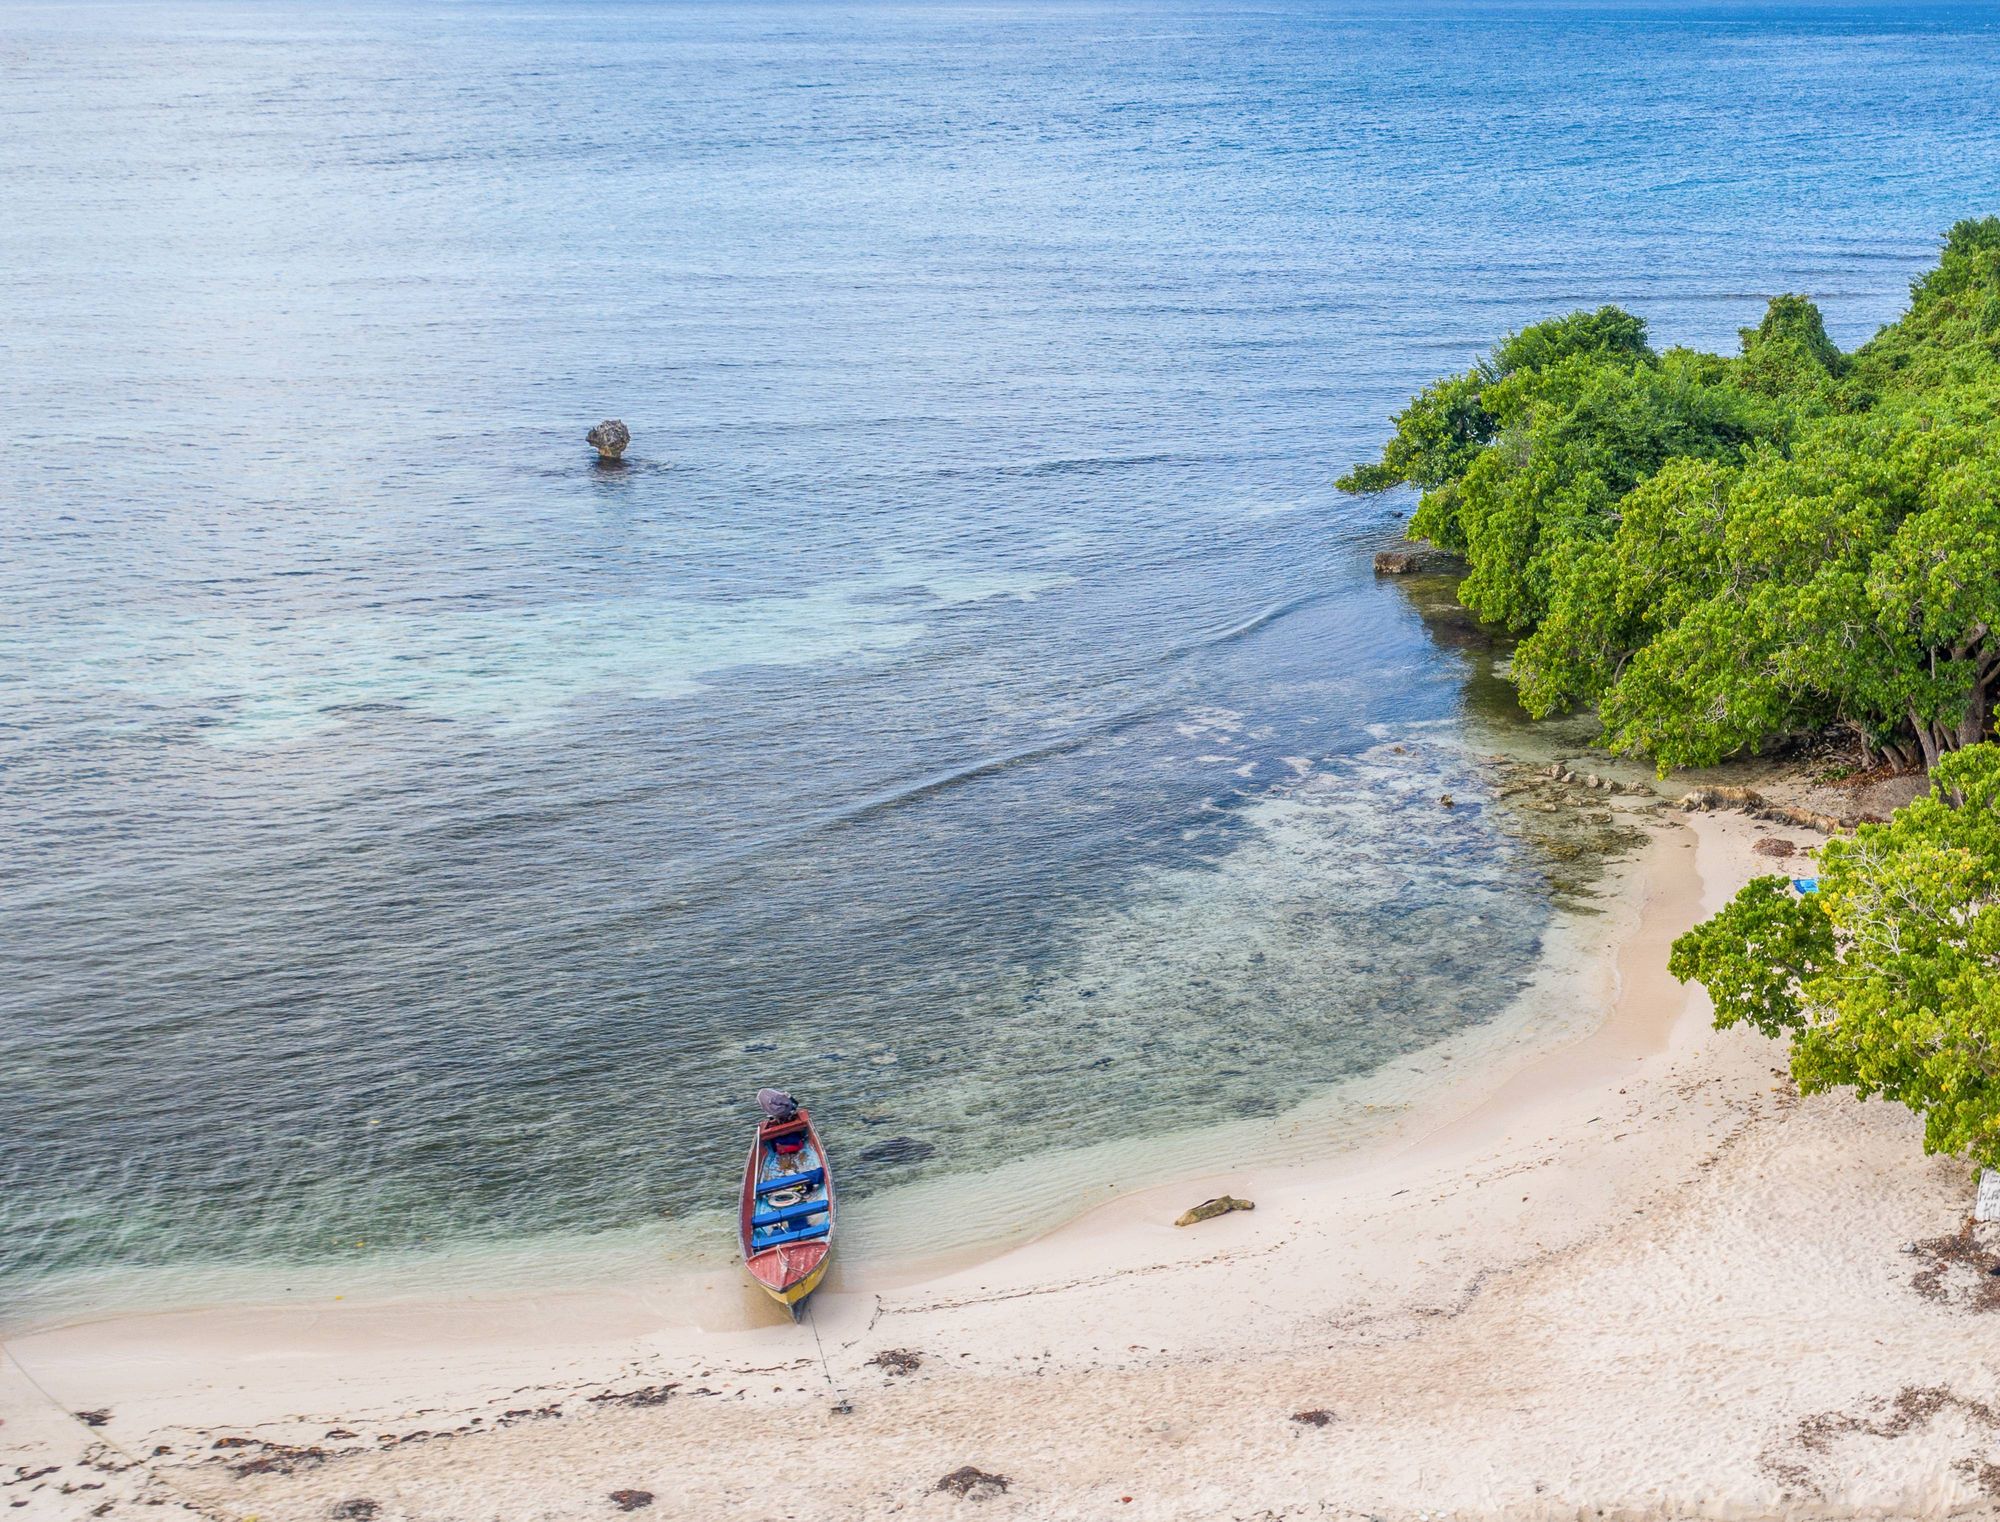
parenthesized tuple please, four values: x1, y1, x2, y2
(7, 805, 2000, 1522)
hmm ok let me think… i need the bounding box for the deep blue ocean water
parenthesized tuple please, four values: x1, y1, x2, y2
(4, 0, 1998, 1319)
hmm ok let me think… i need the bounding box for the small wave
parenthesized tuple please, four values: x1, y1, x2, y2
(830, 708, 1157, 826)
(832, 736, 1096, 824)
(930, 451, 1210, 482)
(1166, 592, 1325, 657)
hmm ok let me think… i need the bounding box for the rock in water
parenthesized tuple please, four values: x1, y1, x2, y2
(1175, 1195, 1254, 1227)
(860, 1136, 936, 1165)
(587, 419, 631, 460)
(1373, 547, 1450, 575)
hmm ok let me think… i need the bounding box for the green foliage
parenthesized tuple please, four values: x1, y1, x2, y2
(1488, 305, 1653, 375)
(1850, 216, 2000, 397)
(1667, 876, 1835, 1038)
(1670, 744, 2000, 1164)
(1338, 307, 1664, 561)
(1344, 221, 2000, 769)
(1736, 294, 1842, 400)
(1336, 370, 1491, 516)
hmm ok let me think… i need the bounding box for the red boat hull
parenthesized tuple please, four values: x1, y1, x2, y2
(739, 1108, 835, 1312)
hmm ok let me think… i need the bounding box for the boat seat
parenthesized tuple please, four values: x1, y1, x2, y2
(763, 1121, 809, 1154)
(755, 1168, 824, 1197)
(752, 1219, 831, 1248)
(752, 1198, 828, 1229)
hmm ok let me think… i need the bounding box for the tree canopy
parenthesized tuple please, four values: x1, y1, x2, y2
(1668, 743, 2000, 1164)
(1342, 219, 2000, 772)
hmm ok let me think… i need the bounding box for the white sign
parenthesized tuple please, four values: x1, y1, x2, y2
(1977, 1169, 2000, 1224)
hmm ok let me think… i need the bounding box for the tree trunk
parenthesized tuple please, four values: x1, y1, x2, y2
(1958, 676, 1993, 751)
(1912, 712, 1943, 773)
(1882, 737, 1919, 773)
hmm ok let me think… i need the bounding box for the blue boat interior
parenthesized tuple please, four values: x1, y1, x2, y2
(749, 1128, 831, 1250)
(755, 1166, 824, 1197)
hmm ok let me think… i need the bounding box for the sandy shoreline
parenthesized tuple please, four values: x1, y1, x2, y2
(8, 805, 2000, 1521)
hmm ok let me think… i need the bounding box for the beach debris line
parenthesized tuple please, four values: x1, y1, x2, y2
(1753, 837, 1798, 857)
(1175, 1195, 1254, 1227)
(1906, 1219, 2000, 1313)
(1771, 1383, 2000, 1498)
(587, 1383, 679, 1408)
(586, 419, 630, 460)
(227, 1440, 332, 1477)
(866, 1348, 923, 1376)
(936, 1467, 1011, 1499)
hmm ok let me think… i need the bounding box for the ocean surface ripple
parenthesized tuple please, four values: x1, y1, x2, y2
(4, 0, 1997, 1320)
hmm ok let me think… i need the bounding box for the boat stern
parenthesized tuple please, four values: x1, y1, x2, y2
(746, 1239, 831, 1312)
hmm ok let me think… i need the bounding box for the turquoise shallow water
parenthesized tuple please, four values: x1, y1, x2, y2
(4, 0, 1998, 1321)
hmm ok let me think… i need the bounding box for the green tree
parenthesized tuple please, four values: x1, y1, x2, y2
(1515, 392, 2000, 770)
(1669, 743, 2000, 1164)
(1343, 220, 2000, 770)
(1735, 293, 1843, 400)
(1847, 216, 2000, 399)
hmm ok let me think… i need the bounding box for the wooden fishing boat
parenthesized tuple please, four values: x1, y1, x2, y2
(739, 1105, 834, 1316)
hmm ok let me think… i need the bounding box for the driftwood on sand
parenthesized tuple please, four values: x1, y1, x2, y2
(1176, 1195, 1254, 1227)
(1676, 785, 1879, 836)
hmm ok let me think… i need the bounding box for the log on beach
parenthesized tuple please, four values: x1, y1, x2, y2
(1176, 1195, 1255, 1227)
(1676, 784, 1875, 835)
